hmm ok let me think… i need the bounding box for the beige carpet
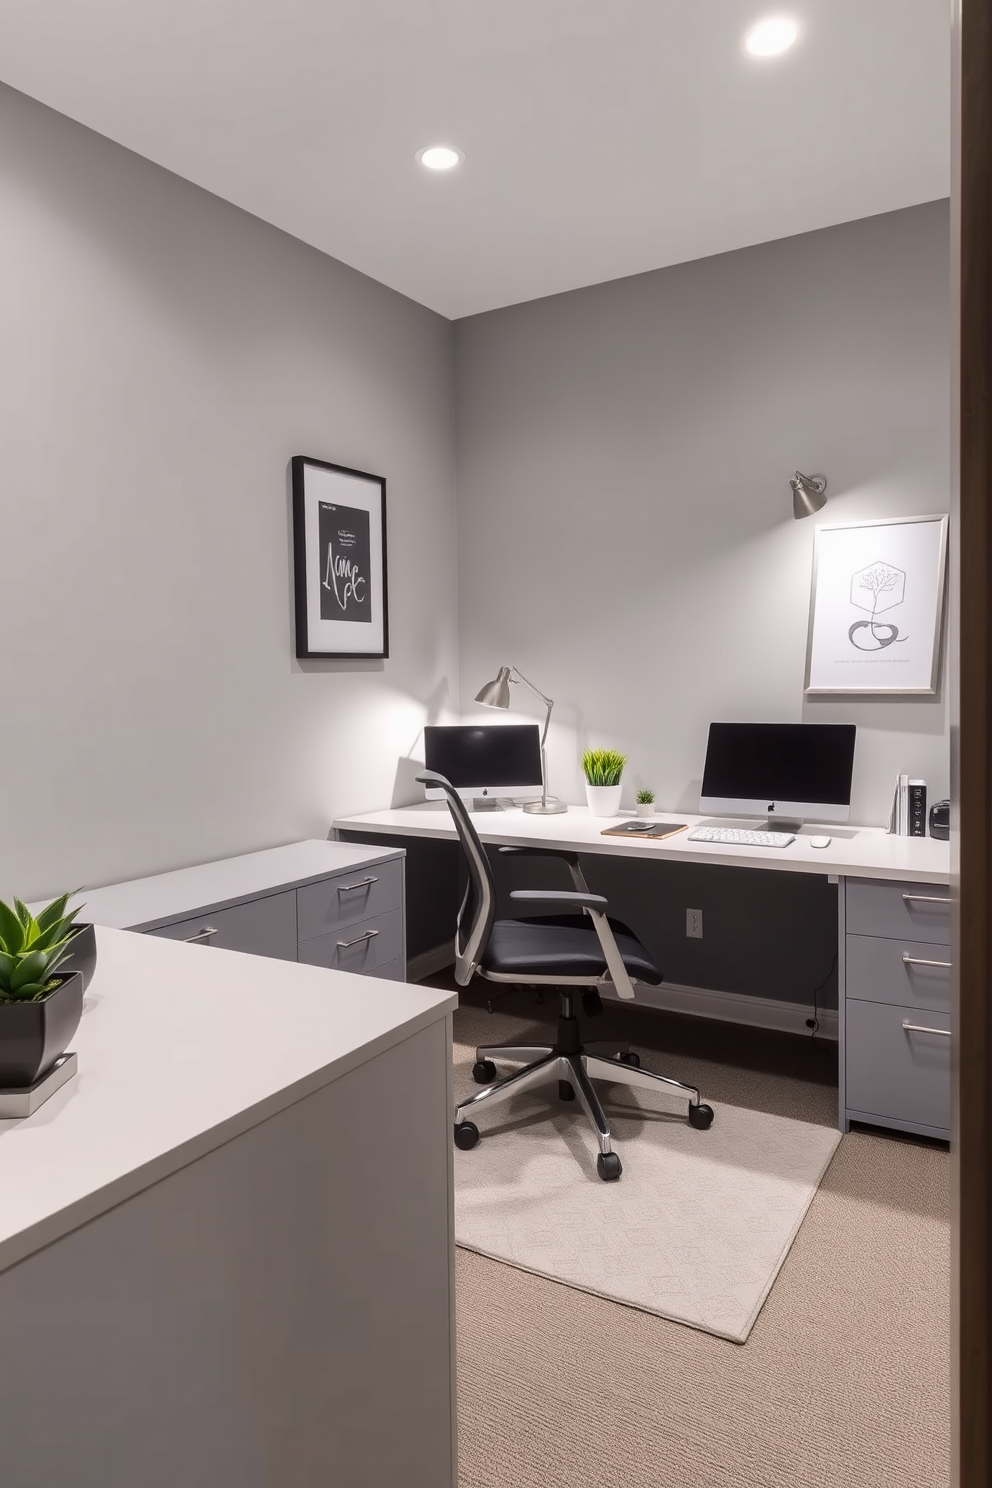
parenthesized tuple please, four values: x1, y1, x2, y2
(454, 1067, 840, 1342)
(448, 990, 950, 1488)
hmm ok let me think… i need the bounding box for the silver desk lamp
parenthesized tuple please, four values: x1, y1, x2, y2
(474, 666, 568, 815)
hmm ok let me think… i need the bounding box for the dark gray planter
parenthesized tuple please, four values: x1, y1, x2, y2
(0, 971, 83, 1089)
(62, 922, 97, 991)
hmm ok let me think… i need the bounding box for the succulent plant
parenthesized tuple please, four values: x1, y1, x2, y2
(582, 749, 627, 787)
(0, 892, 83, 1003)
(636, 787, 656, 804)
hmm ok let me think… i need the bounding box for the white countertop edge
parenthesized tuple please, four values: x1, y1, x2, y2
(68, 839, 407, 933)
(0, 930, 456, 1276)
(0, 1005, 454, 1277)
(332, 807, 951, 885)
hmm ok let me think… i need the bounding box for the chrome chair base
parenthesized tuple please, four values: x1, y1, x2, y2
(454, 994, 714, 1181)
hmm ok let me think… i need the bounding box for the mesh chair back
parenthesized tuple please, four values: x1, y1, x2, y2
(415, 772, 496, 985)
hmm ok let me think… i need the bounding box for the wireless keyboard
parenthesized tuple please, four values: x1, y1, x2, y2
(687, 826, 796, 849)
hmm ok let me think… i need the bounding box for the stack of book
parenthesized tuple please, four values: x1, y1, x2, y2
(888, 774, 927, 837)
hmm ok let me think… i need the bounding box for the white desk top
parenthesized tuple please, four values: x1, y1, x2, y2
(334, 804, 950, 885)
(0, 928, 455, 1275)
(69, 839, 404, 931)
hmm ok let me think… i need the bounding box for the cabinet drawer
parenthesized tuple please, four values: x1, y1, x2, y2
(846, 999, 950, 1133)
(846, 934, 951, 1013)
(147, 890, 298, 962)
(846, 879, 951, 945)
(297, 860, 403, 942)
(296, 910, 403, 975)
(367, 958, 406, 983)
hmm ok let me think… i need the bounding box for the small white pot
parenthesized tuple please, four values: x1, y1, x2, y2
(585, 782, 623, 817)
(635, 801, 655, 818)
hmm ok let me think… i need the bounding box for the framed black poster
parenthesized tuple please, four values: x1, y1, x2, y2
(291, 456, 388, 659)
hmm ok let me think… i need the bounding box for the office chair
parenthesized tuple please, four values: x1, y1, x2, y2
(417, 771, 714, 1181)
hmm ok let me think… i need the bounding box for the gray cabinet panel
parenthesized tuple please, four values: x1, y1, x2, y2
(846, 934, 952, 1013)
(0, 1022, 455, 1488)
(147, 891, 298, 962)
(297, 910, 403, 975)
(845, 879, 951, 944)
(297, 859, 404, 942)
(845, 998, 950, 1132)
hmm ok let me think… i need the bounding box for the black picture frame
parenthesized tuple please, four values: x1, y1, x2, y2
(291, 455, 389, 659)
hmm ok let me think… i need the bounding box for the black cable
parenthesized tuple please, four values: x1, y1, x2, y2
(806, 950, 838, 1042)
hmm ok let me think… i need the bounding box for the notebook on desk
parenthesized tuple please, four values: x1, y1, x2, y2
(600, 821, 688, 840)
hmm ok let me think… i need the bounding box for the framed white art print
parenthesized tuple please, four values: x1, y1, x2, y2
(291, 455, 388, 659)
(804, 514, 948, 695)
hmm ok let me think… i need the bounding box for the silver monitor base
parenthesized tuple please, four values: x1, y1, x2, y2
(762, 818, 802, 834)
(471, 798, 504, 812)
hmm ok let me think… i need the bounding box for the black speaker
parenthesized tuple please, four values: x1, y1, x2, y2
(929, 800, 950, 840)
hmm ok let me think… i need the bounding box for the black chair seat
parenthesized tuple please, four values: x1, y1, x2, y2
(480, 914, 663, 985)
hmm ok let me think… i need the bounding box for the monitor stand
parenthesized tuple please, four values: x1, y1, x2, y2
(471, 797, 504, 812)
(761, 817, 802, 834)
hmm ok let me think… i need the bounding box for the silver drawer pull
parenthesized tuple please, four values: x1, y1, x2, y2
(901, 894, 951, 905)
(337, 929, 379, 949)
(902, 954, 952, 970)
(338, 876, 379, 893)
(902, 1021, 951, 1037)
(183, 926, 219, 944)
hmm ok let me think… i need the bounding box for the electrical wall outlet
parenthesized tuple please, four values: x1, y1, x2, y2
(686, 908, 703, 939)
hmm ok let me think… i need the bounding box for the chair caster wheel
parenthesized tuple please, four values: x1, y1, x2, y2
(472, 1060, 497, 1084)
(454, 1121, 480, 1150)
(688, 1102, 714, 1130)
(597, 1152, 623, 1181)
(559, 1080, 575, 1101)
(617, 1051, 641, 1068)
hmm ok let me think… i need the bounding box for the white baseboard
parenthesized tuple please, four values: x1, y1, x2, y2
(411, 945, 838, 1041)
(407, 945, 456, 982)
(603, 980, 838, 1041)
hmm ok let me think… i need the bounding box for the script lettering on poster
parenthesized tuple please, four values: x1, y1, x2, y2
(318, 502, 372, 623)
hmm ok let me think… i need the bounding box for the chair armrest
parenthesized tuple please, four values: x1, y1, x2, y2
(499, 845, 580, 867)
(509, 889, 609, 912)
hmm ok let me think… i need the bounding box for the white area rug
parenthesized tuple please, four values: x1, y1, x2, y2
(454, 1083, 840, 1343)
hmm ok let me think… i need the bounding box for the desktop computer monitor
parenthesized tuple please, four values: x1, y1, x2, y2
(423, 724, 544, 808)
(699, 722, 856, 826)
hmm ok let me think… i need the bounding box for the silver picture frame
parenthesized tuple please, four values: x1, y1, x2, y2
(803, 513, 948, 696)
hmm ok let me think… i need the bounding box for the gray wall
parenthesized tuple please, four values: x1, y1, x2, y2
(0, 85, 459, 902)
(453, 202, 951, 828)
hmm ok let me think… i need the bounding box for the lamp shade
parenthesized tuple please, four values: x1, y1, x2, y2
(791, 471, 827, 520)
(475, 666, 512, 709)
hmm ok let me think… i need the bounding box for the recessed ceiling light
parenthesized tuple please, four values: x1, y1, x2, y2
(743, 16, 799, 57)
(417, 146, 463, 172)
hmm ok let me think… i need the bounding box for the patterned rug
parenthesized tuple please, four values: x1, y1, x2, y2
(453, 1072, 840, 1343)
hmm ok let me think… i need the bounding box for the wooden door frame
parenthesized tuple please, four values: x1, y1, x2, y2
(954, 2, 992, 1482)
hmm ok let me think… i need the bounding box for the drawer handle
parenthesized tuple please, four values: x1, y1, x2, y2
(337, 929, 379, 949)
(902, 954, 952, 970)
(902, 1021, 951, 1037)
(338, 877, 379, 893)
(901, 894, 951, 905)
(184, 926, 219, 944)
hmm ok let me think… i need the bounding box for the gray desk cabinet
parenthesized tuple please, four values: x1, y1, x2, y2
(840, 878, 952, 1139)
(77, 840, 407, 980)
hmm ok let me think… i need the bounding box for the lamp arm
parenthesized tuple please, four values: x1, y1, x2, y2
(508, 666, 556, 808)
(509, 667, 554, 747)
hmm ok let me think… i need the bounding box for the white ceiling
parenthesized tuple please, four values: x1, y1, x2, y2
(0, 0, 950, 319)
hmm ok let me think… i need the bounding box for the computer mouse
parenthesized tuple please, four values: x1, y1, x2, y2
(809, 835, 831, 849)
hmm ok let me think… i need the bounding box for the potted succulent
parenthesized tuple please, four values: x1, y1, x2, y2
(0, 892, 90, 1090)
(636, 787, 656, 819)
(582, 749, 627, 818)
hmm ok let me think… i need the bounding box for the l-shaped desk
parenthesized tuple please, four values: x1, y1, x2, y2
(334, 804, 953, 1141)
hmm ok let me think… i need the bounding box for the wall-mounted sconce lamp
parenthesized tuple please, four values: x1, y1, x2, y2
(790, 471, 827, 520)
